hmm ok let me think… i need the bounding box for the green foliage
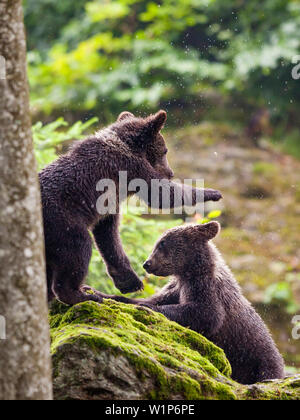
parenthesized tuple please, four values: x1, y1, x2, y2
(23, 0, 88, 51)
(252, 162, 277, 176)
(272, 128, 300, 160)
(201, 209, 222, 224)
(25, 0, 300, 130)
(33, 117, 98, 170)
(264, 281, 299, 314)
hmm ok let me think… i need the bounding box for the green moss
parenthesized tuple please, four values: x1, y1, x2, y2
(252, 162, 277, 176)
(236, 376, 300, 400)
(50, 300, 300, 400)
(50, 300, 236, 400)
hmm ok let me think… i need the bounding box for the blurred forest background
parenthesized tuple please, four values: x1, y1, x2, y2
(24, 0, 300, 371)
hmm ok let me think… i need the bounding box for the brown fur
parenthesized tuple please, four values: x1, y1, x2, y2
(103, 222, 285, 385)
(40, 111, 222, 305)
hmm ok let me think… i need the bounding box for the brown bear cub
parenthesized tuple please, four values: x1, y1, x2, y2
(40, 110, 222, 306)
(105, 222, 285, 385)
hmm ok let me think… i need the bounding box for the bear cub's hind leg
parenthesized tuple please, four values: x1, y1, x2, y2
(51, 228, 103, 305)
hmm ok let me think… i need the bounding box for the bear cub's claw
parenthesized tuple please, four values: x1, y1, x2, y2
(139, 303, 157, 312)
(118, 279, 144, 294)
(135, 304, 156, 314)
(81, 285, 104, 302)
(114, 272, 144, 294)
(204, 189, 223, 202)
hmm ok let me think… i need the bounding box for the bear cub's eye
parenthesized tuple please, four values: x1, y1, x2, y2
(159, 240, 166, 249)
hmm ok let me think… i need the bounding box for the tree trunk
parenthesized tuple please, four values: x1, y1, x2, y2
(0, 0, 52, 400)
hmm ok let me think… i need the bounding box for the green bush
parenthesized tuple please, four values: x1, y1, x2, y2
(33, 117, 98, 170)
(25, 0, 300, 129)
(264, 281, 299, 314)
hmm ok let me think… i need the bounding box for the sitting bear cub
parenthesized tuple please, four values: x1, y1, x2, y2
(104, 222, 285, 385)
(40, 110, 222, 305)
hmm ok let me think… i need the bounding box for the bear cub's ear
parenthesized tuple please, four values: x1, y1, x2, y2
(145, 110, 167, 135)
(196, 222, 220, 240)
(118, 111, 135, 122)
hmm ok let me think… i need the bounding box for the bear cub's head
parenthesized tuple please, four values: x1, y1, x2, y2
(112, 110, 174, 179)
(143, 222, 220, 277)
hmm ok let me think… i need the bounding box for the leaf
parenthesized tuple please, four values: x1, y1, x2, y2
(207, 210, 222, 219)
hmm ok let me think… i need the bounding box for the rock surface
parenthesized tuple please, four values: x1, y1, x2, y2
(50, 300, 300, 400)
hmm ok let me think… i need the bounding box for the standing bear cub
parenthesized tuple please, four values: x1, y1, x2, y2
(104, 222, 285, 385)
(40, 110, 222, 305)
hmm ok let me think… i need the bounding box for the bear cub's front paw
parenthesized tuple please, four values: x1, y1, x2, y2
(114, 271, 144, 294)
(139, 303, 157, 311)
(136, 303, 157, 314)
(204, 189, 223, 202)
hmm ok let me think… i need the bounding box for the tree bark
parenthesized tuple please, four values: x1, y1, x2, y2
(0, 0, 52, 400)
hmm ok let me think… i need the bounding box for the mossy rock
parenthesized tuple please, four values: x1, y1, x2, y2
(50, 300, 300, 400)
